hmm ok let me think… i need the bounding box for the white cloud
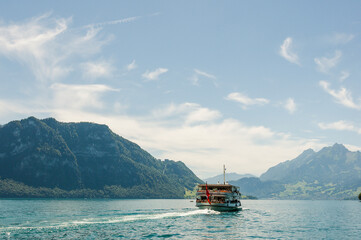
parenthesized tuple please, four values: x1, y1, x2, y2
(190, 69, 217, 86)
(85, 16, 139, 29)
(344, 144, 361, 152)
(0, 94, 327, 178)
(319, 81, 361, 110)
(225, 92, 269, 109)
(0, 13, 136, 83)
(126, 60, 137, 71)
(284, 98, 296, 114)
(314, 50, 342, 73)
(113, 102, 128, 113)
(50, 83, 118, 110)
(0, 99, 39, 120)
(318, 120, 361, 134)
(185, 107, 221, 125)
(279, 37, 300, 65)
(0, 13, 70, 82)
(194, 69, 216, 79)
(81, 61, 113, 79)
(60, 111, 323, 178)
(142, 68, 168, 81)
(339, 71, 350, 82)
(328, 33, 354, 45)
(152, 103, 221, 125)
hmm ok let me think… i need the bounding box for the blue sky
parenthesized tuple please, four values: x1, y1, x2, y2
(1, 1, 361, 178)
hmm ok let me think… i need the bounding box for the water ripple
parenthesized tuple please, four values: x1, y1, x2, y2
(1, 199, 361, 239)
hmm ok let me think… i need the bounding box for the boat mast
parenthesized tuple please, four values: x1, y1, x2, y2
(223, 164, 226, 184)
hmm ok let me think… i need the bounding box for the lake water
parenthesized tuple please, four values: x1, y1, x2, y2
(0, 199, 360, 239)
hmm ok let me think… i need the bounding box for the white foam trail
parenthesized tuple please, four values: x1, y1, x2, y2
(122, 209, 219, 222)
(0, 209, 218, 231)
(73, 209, 219, 224)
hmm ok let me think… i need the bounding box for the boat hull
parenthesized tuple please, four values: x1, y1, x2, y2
(196, 202, 242, 212)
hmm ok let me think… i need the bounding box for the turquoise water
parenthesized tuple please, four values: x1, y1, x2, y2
(1, 199, 360, 239)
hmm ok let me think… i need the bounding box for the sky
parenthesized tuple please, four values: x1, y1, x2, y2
(1, 1, 361, 178)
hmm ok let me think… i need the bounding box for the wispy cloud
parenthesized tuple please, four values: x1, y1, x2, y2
(339, 71, 350, 82)
(314, 50, 342, 73)
(0, 13, 69, 82)
(126, 60, 137, 71)
(328, 33, 354, 45)
(0, 13, 111, 83)
(81, 60, 113, 80)
(226, 92, 269, 109)
(152, 103, 221, 125)
(85, 16, 140, 29)
(284, 98, 296, 114)
(318, 120, 361, 134)
(142, 68, 168, 81)
(190, 69, 217, 86)
(279, 37, 300, 65)
(319, 81, 361, 110)
(50, 83, 118, 110)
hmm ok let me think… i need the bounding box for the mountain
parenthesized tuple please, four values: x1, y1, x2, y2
(230, 144, 361, 199)
(261, 143, 361, 185)
(260, 149, 316, 182)
(229, 177, 284, 199)
(204, 172, 255, 184)
(0, 117, 202, 198)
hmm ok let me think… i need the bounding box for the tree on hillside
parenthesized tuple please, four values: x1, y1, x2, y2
(359, 192, 361, 201)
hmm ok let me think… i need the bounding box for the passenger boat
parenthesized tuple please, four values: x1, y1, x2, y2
(196, 165, 242, 211)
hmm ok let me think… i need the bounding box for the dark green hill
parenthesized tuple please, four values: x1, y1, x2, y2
(231, 144, 361, 199)
(0, 117, 202, 198)
(0, 117, 81, 190)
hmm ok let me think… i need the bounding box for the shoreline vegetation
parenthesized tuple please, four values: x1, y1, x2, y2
(1, 178, 259, 199)
(0, 177, 358, 200)
(0, 178, 184, 199)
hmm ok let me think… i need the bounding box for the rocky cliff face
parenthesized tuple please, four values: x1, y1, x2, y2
(0, 117, 202, 198)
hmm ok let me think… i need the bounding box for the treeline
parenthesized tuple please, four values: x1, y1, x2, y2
(241, 195, 257, 200)
(0, 178, 184, 199)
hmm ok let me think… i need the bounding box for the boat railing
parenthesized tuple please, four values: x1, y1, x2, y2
(196, 199, 226, 204)
(197, 190, 232, 193)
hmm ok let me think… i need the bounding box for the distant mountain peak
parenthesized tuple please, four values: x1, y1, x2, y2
(303, 148, 315, 153)
(319, 143, 349, 155)
(260, 143, 360, 183)
(331, 143, 347, 150)
(299, 148, 315, 156)
(244, 143, 361, 199)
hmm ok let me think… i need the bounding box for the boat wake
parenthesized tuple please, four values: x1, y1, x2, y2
(0, 209, 219, 232)
(70, 208, 219, 226)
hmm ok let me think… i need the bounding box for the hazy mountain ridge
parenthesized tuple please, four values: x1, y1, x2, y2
(230, 144, 361, 199)
(0, 117, 202, 198)
(261, 144, 361, 185)
(204, 172, 255, 184)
